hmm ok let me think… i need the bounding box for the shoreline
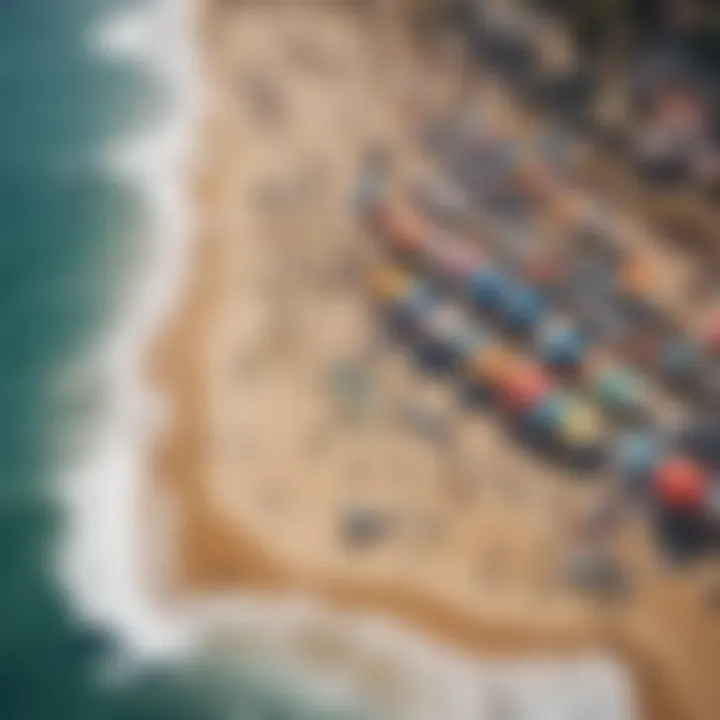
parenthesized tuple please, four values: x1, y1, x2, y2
(143, 2, 717, 718)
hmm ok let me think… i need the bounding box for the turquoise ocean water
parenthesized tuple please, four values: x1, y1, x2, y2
(0, 1, 371, 717)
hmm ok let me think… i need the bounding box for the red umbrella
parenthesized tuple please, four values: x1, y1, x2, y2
(654, 457, 709, 512)
(498, 362, 553, 413)
(380, 201, 427, 254)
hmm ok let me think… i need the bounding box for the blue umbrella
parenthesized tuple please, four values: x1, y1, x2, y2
(500, 282, 545, 334)
(468, 267, 511, 314)
(537, 323, 586, 371)
(613, 432, 664, 496)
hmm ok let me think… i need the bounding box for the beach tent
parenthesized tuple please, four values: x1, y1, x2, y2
(654, 457, 709, 513)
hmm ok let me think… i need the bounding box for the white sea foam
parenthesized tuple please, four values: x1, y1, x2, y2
(60, 2, 638, 717)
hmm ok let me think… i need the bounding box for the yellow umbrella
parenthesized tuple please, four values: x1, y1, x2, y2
(469, 345, 517, 386)
(367, 265, 412, 303)
(559, 400, 603, 447)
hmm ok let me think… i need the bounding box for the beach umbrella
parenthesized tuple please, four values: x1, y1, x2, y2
(468, 345, 517, 390)
(654, 457, 709, 513)
(368, 265, 412, 304)
(498, 362, 552, 414)
(389, 280, 434, 335)
(414, 304, 466, 371)
(525, 390, 572, 436)
(613, 431, 664, 496)
(593, 366, 647, 418)
(618, 254, 655, 299)
(536, 321, 586, 372)
(423, 233, 483, 285)
(380, 201, 428, 256)
(454, 326, 489, 364)
(559, 399, 604, 450)
(499, 281, 545, 335)
(468, 267, 512, 314)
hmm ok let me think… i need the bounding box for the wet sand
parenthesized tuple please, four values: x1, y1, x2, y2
(147, 3, 720, 719)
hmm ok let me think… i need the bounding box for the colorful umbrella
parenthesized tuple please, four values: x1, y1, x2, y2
(368, 265, 412, 303)
(469, 345, 517, 388)
(654, 457, 709, 512)
(613, 432, 664, 492)
(500, 282, 546, 334)
(424, 233, 483, 283)
(381, 201, 428, 255)
(498, 362, 553, 414)
(468, 267, 512, 314)
(594, 367, 646, 416)
(537, 321, 586, 371)
(559, 400, 604, 448)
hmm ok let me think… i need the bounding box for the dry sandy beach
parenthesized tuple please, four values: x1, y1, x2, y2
(146, 2, 719, 718)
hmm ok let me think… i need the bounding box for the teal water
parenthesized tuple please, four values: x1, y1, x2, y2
(0, 1, 372, 718)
